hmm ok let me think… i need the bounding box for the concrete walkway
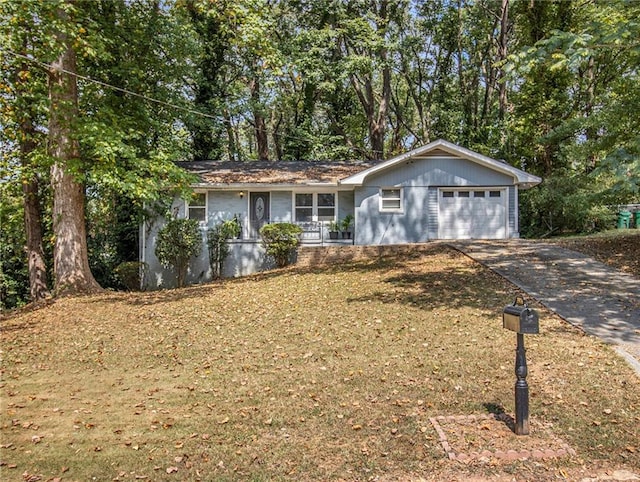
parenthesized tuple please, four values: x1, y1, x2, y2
(449, 240, 640, 374)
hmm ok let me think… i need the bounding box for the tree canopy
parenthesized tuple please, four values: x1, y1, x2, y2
(1, 0, 638, 309)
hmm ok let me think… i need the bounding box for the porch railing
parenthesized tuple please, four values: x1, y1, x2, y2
(239, 219, 352, 244)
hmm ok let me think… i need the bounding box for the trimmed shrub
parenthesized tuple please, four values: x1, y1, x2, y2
(114, 261, 148, 291)
(259, 223, 303, 268)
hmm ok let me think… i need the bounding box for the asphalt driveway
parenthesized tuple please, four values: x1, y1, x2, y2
(450, 240, 640, 374)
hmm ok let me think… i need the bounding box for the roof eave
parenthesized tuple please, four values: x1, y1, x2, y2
(340, 139, 542, 187)
(192, 182, 341, 190)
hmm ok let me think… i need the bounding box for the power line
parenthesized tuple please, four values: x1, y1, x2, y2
(2, 48, 222, 121)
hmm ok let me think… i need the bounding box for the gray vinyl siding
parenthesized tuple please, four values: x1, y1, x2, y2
(354, 157, 513, 245)
(427, 187, 439, 240)
(354, 186, 429, 245)
(337, 191, 354, 220)
(270, 191, 293, 222)
(366, 156, 514, 187)
(508, 186, 518, 238)
(207, 191, 245, 224)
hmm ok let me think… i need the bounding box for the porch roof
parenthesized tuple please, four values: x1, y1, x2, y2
(177, 160, 378, 186)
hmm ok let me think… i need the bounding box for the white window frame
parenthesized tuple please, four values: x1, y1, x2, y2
(186, 191, 207, 224)
(440, 189, 503, 199)
(379, 187, 403, 213)
(293, 192, 337, 222)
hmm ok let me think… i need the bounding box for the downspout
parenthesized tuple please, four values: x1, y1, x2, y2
(514, 185, 519, 239)
(140, 205, 146, 290)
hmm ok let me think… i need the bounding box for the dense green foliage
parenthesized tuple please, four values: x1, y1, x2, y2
(155, 218, 202, 288)
(1, 0, 639, 307)
(206, 218, 241, 279)
(259, 223, 303, 268)
(113, 261, 148, 291)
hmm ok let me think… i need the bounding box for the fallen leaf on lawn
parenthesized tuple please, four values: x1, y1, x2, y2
(352, 424, 362, 430)
(166, 466, 178, 474)
(218, 417, 229, 424)
(22, 473, 41, 482)
(626, 446, 636, 453)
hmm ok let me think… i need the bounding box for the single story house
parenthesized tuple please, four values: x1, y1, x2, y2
(140, 139, 541, 289)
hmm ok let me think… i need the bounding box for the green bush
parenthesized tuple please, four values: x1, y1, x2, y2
(114, 261, 148, 291)
(207, 218, 240, 279)
(259, 223, 303, 268)
(520, 173, 621, 237)
(155, 218, 202, 288)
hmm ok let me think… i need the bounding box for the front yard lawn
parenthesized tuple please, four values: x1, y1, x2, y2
(552, 229, 640, 278)
(1, 244, 638, 481)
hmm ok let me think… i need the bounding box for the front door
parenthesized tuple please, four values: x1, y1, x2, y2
(250, 192, 270, 238)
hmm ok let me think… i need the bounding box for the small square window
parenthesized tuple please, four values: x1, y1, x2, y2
(187, 192, 207, 222)
(443, 191, 454, 198)
(458, 191, 470, 198)
(490, 190, 502, 198)
(474, 191, 485, 198)
(380, 188, 402, 211)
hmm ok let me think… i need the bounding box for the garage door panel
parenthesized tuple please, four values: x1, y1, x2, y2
(438, 189, 506, 239)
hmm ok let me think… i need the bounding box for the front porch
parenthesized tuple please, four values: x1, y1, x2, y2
(235, 220, 354, 246)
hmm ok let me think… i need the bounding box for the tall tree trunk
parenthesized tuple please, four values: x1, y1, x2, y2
(347, 0, 390, 160)
(224, 109, 237, 161)
(497, 0, 510, 120)
(370, 58, 391, 160)
(48, 11, 102, 296)
(250, 76, 269, 161)
(16, 46, 50, 302)
(583, 55, 598, 173)
(21, 148, 50, 302)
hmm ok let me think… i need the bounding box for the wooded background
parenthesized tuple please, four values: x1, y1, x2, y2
(1, 0, 639, 308)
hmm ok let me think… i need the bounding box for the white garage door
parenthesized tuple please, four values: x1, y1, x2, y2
(438, 189, 507, 239)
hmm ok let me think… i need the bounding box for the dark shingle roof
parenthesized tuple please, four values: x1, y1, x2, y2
(177, 160, 378, 185)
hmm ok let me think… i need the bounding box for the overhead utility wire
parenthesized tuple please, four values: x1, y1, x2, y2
(2, 48, 378, 159)
(2, 48, 221, 120)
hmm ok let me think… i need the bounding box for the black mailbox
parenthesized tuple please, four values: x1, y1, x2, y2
(503, 299, 539, 334)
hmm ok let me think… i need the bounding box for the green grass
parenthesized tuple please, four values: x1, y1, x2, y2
(1, 245, 638, 481)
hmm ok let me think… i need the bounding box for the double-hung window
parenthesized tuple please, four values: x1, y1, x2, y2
(380, 188, 403, 212)
(294, 193, 336, 222)
(187, 192, 207, 223)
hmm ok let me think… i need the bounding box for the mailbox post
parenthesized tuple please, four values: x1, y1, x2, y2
(503, 297, 539, 436)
